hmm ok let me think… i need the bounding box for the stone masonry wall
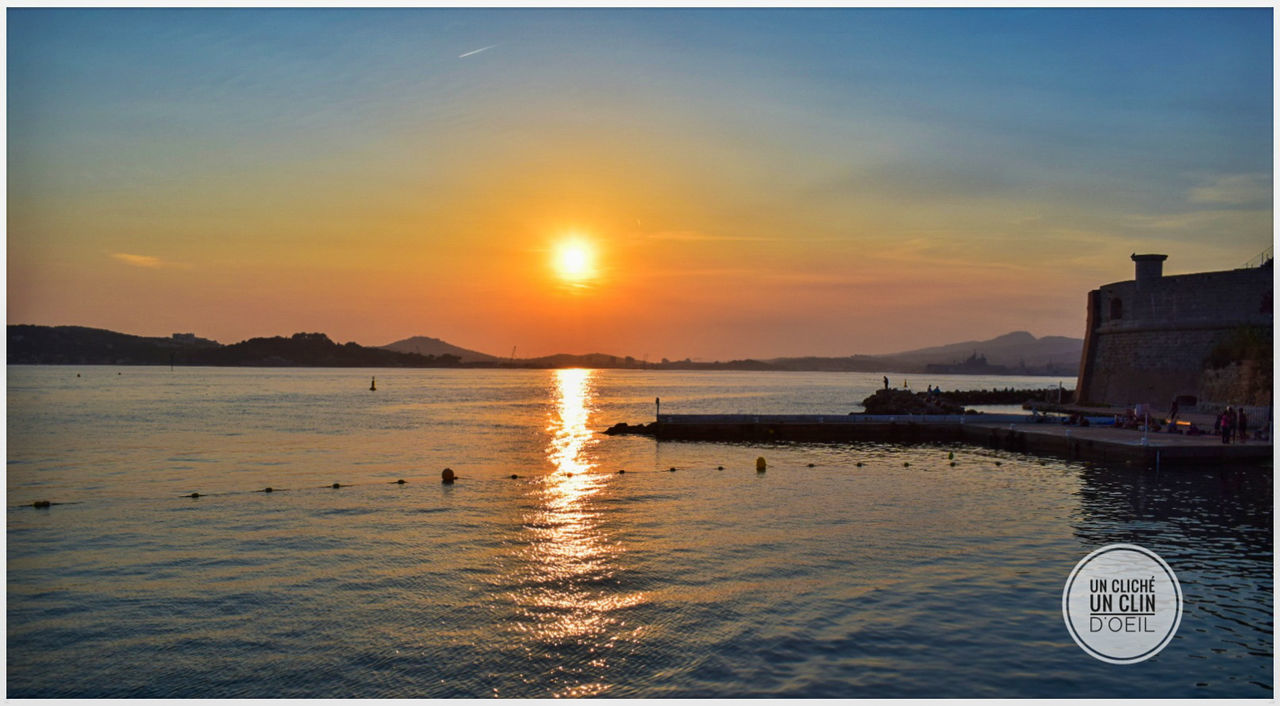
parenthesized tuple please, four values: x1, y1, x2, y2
(1077, 264, 1272, 408)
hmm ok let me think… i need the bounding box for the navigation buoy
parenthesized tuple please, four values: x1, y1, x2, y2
(331, 483, 342, 489)
(807, 463, 815, 468)
(188, 492, 201, 498)
(756, 457, 767, 473)
(370, 376, 376, 391)
(442, 468, 456, 484)
(717, 465, 724, 470)
(510, 474, 519, 479)
(262, 487, 273, 493)
(394, 479, 406, 485)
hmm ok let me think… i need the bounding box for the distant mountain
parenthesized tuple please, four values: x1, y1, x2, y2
(8, 325, 220, 365)
(885, 331, 1083, 371)
(8, 326, 463, 367)
(9, 324, 1081, 375)
(380, 336, 500, 364)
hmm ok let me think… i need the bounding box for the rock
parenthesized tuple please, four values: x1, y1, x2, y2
(861, 389, 966, 415)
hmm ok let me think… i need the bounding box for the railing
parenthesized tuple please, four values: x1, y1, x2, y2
(1243, 246, 1273, 269)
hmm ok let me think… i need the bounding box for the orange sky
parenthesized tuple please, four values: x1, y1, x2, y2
(8, 9, 1273, 359)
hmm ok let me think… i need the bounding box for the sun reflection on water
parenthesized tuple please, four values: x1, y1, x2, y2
(505, 369, 646, 696)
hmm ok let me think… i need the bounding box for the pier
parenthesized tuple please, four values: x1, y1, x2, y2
(608, 414, 1272, 467)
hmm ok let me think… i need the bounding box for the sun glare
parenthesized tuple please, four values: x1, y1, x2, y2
(553, 239, 595, 284)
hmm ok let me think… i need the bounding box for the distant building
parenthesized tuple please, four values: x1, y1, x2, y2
(1075, 253, 1272, 409)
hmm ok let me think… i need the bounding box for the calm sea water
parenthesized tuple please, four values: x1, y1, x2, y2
(7, 367, 1271, 697)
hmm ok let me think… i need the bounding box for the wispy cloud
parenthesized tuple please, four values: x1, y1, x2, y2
(458, 44, 498, 59)
(1188, 173, 1272, 206)
(111, 252, 185, 269)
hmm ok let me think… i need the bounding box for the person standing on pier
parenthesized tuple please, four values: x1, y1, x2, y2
(1220, 407, 1234, 444)
(1237, 407, 1248, 443)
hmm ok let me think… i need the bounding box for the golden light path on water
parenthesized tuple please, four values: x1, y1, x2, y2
(510, 369, 646, 697)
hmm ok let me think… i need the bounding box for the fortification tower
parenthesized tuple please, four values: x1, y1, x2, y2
(1075, 253, 1272, 410)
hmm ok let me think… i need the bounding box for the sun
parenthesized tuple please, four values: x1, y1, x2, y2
(553, 239, 596, 284)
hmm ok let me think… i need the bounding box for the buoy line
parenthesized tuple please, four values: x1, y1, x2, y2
(16, 452, 999, 509)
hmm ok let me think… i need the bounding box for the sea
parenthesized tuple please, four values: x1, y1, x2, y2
(6, 366, 1272, 698)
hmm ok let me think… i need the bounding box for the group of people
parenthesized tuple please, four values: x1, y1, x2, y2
(1166, 399, 1253, 443)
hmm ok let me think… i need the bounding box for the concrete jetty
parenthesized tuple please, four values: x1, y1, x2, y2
(608, 414, 1270, 467)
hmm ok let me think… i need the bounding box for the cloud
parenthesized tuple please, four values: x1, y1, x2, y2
(1122, 208, 1271, 232)
(1188, 174, 1272, 206)
(458, 44, 497, 59)
(111, 252, 185, 268)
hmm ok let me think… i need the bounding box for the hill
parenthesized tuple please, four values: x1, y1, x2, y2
(7, 325, 220, 365)
(883, 331, 1082, 373)
(9, 325, 1081, 375)
(7, 326, 462, 367)
(380, 335, 499, 364)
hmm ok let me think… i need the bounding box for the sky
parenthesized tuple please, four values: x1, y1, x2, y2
(7, 8, 1274, 360)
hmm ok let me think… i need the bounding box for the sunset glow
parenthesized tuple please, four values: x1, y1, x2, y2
(6, 9, 1272, 360)
(553, 239, 596, 286)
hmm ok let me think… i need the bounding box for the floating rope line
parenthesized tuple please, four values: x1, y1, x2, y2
(16, 455, 1014, 510)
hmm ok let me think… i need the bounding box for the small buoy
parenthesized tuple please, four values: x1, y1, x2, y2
(949, 461, 957, 467)
(994, 461, 1002, 467)
(510, 474, 519, 479)
(903, 462, 911, 467)
(855, 462, 864, 468)
(756, 457, 767, 472)
(370, 376, 377, 391)
(948, 451, 955, 460)
(263, 487, 273, 493)
(32, 500, 51, 509)
(668, 466, 677, 472)
(394, 479, 406, 485)
(76, 373, 81, 378)
(331, 483, 342, 489)
(807, 463, 815, 468)
(618, 469, 626, 474)
(717, 465, 724, 470)
(188, 492, 201, 498)
(442, 468, 456, 484)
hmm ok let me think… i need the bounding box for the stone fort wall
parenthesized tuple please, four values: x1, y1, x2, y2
(1075, 256, 1272, 409)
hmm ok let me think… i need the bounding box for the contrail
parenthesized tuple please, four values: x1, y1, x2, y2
(458, 44, 497, 59)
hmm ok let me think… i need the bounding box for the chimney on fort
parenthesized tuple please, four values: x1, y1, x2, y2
(1131, 253, 1167, 288)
